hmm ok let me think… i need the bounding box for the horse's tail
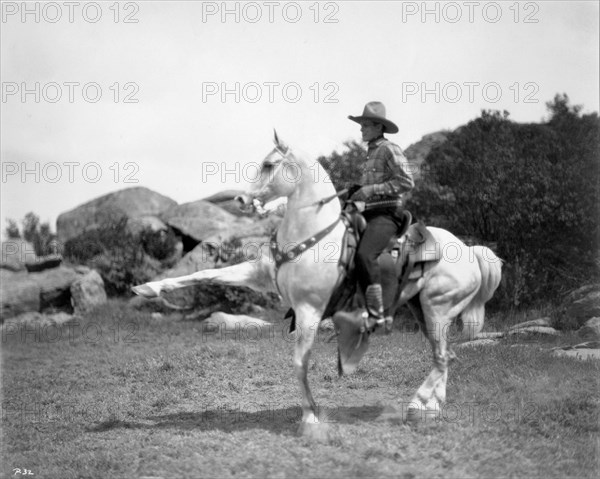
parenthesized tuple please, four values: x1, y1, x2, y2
(459, 246, 503, 340)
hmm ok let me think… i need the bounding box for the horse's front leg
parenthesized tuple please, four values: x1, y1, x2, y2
(132, 259, 274, 297)
(293, 303, 330, 443)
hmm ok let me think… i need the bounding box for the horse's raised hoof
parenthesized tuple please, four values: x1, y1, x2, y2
(297, 421, 331, 443)
(131, 283, 159, 298)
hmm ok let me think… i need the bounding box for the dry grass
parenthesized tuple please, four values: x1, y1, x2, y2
(2, 299, 599, 479)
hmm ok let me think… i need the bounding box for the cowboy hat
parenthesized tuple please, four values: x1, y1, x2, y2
(348, 101, 399, 134)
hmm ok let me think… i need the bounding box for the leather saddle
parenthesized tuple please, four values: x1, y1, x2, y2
(286, 209, 441, 331)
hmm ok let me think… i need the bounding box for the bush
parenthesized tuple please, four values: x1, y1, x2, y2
(139, 227, 180, 261)
(64, 220, 179, 296)
(406, 96, 599, 307)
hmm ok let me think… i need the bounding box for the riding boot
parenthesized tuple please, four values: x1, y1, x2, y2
(362, 284, 385, 333)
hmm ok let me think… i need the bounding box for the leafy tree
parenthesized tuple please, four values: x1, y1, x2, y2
(5, 219, 20, 239)
(408, 96, 599, 305)
(4, 212, 57, 256)
(318, 140, 365, 192)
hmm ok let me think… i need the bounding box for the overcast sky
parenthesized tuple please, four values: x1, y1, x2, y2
(1, 1, 599, 233)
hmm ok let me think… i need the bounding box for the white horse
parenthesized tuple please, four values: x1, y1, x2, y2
(132, 133, 502, 439)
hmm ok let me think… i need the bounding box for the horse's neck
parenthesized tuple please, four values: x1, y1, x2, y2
(278, 161, 340, 241)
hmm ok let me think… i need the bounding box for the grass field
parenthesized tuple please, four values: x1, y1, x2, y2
(2, 300, 599, 479)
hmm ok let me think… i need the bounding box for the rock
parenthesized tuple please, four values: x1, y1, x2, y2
(25, 255, 62, 273)
(552, 349, 600, 361)
(508, 318, 551, 331)
(475, 331, 504, 339)
(161, 200, 281, 247)
(243, 304, 266, 316)
(203, 189, 255, 217)
(70, 270, 107, 314)
(0, 270, 41, 319)
(457, 338, 499, 348)
(577, 317, 600, 341)
(552, 341, 600, 351)
(559, 285, 600, 330)
(161, 200, 251, 244)
(203, 189, 244, 203)
(1, 239, 37, 272)
(506, 326, 561, 336)
(569, 290, 600, 319)
(46, 312, 74, 326)
(57, 186, 177, 243)
(158, 243, 219, 279)
(203, 312, 272, 332)
(126, 215, 169, 235)
(33, 266, 79, 310)
(0, 266, 107, 320)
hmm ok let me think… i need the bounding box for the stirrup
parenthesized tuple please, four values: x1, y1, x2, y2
(359, 311, 384, 334)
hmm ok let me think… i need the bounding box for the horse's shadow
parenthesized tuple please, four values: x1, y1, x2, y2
(88, 404, 402, 435)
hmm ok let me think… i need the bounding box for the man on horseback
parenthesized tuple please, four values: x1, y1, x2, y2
(347, 101, 415, 332)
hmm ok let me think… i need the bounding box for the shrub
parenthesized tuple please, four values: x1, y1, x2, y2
(63, 219, 178, 296)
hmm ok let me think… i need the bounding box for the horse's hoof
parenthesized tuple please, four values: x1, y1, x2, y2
(297, 421, 331, 443)
(131, 283, 159, 298)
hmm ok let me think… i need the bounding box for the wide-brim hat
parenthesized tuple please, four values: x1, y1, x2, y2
(348, 101, 399, 134)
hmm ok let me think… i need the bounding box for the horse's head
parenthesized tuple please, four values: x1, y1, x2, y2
(236, 130, 303, 213)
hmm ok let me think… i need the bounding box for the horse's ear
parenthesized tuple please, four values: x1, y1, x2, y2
(273, 129, 288, 151)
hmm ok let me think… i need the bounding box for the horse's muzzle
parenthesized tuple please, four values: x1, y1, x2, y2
(235, 194, 254, 212)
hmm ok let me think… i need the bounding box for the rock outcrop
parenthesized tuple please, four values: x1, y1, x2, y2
(0, 266, 107, 320)
(56, 186, 177, 243)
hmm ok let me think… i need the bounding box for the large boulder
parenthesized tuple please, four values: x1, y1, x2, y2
(161, 200, 250, 245)
(203, 189, 254, 217)
(70, 270, 108, 314)
(555, 284, 600, 330)
(203, 312, 272, 333)
(157, 243, 219, 279)
(161, 200, 281, 247)
(33, 266, 79, 310)
(0, 270, 41, 318)
(56, 187, 177, 243)
(0, 266, 107, 320)
(577, 318, 600, 341)
(565, 287, 600, 322)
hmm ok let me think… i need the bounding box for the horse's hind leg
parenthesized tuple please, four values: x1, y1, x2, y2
(406, 286, 480, 422)
(406, 313, 451, 422)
